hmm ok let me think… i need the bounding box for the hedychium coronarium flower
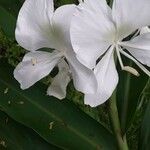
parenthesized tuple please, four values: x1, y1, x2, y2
(70, 0, 150, 107)
(14, 0, 97, 99)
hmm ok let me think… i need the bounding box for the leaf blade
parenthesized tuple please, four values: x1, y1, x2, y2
(139, 80, 150, 150)
(0, 6, 16, 38)
(0, 110, 61, 150)
(0, 59, 117, 150)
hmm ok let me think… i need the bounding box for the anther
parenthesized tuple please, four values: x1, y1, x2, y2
(31, 58, 37, 66)
(123, 66, 140, 77)
(49, 121, 54, 130)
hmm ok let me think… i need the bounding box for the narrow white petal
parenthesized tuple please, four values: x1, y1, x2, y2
(84, 46, 118, 107)
(65, 50, 97, 94)
(14, 51, 61, 89)
(70, 0, 115, 69)
(140, 27, 150, 34)
(120, 33, 150, 66)
(15, 0, 56, 51)
(47, 60, 71, 99)
(120, 49, 150, 76)
(52, 4, 76, 51)
(112, 0, 150, 40)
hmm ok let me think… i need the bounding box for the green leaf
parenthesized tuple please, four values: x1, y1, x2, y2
(139, 80, 150, 150)
(0, 110, 60, 150)
(0, 59, 116, 150)
(0, 0, 22, 17)
(0, 0, 23, 38)
(0, 6, 16, 38)
(117, 58, 148, 133)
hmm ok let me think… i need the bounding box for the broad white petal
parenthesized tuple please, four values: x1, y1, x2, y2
(84, 46, 118, 107)
(52, 4, 76, 50)
(15, 0, 56, 51)
(120, 33, 150, 67)
(47, 60, 71, 99)
(112, 0, 150, 40)
(14, 51, 61, 89)
(70, 0, 115, 69)
(65, 50, 97, 94)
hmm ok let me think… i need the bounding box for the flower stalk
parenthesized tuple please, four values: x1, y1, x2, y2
(109, 91, 129, 150)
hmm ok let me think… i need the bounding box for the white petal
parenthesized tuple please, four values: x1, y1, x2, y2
(70, 0, 115, 69)
(84, 46, 118, 107)
(14, 51, 61, 89)
(47, 60, 71, 99)
(65, 50, 97, 94)
(15, 0, 56, 51)
(140, 27, 150, 34)
(120, 33, 150, 66)
(52, 4, 76, 50)
(112, 0, 150, 40)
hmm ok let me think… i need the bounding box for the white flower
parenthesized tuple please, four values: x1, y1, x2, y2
(71, 0, 150, 107)
(14, 0, 97, 99)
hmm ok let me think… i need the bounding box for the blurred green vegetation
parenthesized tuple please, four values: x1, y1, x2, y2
(0, 0, 150, 150)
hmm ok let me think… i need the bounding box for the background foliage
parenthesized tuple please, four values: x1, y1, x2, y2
(0, 0, 150, 150)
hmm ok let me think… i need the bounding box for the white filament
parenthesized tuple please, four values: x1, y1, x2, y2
(120, 49, 150, 76)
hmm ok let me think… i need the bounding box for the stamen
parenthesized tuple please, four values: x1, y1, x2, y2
(31, 58, 37, 66)
(116, 45, 140, 76)
(132, 29, 140, 39)
(115, 45, 124, 69)
(122, 66, 140, 77)
(119, 49, 150, 76)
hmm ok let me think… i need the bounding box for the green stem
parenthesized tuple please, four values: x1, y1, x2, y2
(121, 61, 132, 132)
(109, 91, 129, 150)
